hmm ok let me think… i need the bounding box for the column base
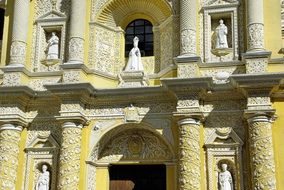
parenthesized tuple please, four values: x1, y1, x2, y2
(174, 55, 201, 78)
(60, 63, 88, 83)
(242, 51, 271, 74)
(1, 65, 29, 86)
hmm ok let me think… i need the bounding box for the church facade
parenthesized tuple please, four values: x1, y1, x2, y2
(0, 0, 284, 189)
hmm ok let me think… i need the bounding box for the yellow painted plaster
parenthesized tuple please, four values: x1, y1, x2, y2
(272, 101, 284, 189)
(264, 0, 282, 58)
(15, 128, 28, 190)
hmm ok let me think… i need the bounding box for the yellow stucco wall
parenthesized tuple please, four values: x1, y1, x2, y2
(273, 101, 284, 189)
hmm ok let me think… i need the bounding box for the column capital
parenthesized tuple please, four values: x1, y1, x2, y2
(0, 123, 23, 132)
(62, 121, 83, 129)
(178, 117, 201, 126)
(244, 109, 276, 124)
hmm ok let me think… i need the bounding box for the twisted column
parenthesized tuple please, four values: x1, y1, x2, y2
(247, 115, 277, 190)
(0, 124, 23, 190)
(57, 122, 83, 190)
(178, 118, 201, 190)
(68, 0, 86, 63)
(180, 0, 197, 56)
(247, 0, 265, 52)
(9, 0, 30, 65)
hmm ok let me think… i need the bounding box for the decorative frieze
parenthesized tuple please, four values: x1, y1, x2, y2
(0, 124, 23, 190)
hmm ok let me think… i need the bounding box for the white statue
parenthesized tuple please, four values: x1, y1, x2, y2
(215, 19, 228, 49)
(218, 164, 233, 190)
(46, 32, 59, 59)
(125, 36, 144, 71)
(35, 165, 50, 190)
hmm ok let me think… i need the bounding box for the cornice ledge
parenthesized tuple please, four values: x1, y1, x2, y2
(44, 82, 96, 95)
(173, 111, 205, 121)
(230, 73, 284, 88)
(95, 86, 166, 97)
(0, 115, 29, 127)
(161, 77, 212, 92)
(0, 85, 35, 97)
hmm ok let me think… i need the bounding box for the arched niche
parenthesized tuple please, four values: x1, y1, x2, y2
(89, 123, 175, 163)
(86, 123, 175, 190)
(23, 134, 59, 190)
(88, 0, 177, 76)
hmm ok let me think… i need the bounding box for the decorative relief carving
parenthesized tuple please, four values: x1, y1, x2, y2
(248, 118, 277, 190)
(178, 63, 199, 78)
(68, 37, 84, 62)
(57, 125, 82, 189)
(180, 29, 196, 55)
(2, 73, 21, 86)
(245, 58, 268, 74)
(0, 126, 22, 190)
(160, 21, 174, 70)
(124, 104, 139, 122)
(248, 23, 264, 50)
(92, 25, 117, 74)
(62, 71, 80, 83)
(178, 119, 201, 190)
(98, 129, 172, 162)
(10, 41, 27, 65)
(28, 78, 61, 91)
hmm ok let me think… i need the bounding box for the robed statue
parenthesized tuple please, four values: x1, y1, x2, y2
(46, 32, 59, 59)
(35, 165, 50, 190)
(218, 164, 233, 190)
(125, 36, 144, 71)
(215, 19, 228, 49)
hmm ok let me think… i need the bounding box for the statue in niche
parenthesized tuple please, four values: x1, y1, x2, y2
(35, 164, 50, 190)
(125, 36, 144, 71)
(218, 163, 233, 190)
(215, 19, 228, 49)
(46, 32, 59, 59)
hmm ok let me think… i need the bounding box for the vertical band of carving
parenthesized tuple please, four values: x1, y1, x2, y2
(180, 0, 197, 56)
(9, 0, 30, 65)
(247, 0, 265, 51)
(247, 23, 264, 51)
(178, 118, 201, 190)
(57, 122, 82, 190)
(68, 0, 86, 63)
(247, 116, 277, 190)
(0, 124, 23, 190)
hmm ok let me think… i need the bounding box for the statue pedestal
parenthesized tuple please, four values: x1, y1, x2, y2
(41, 59, 61, 67)
(118, 71, 149, 88)
(211, 48, 233, 62)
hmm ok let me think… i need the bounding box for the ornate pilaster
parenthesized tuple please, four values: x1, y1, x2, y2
(0, 124, 23, 190)
(68, 0, 86, 63)
(178, 118, 201, 190)
(246, 113, 277, 190)
(179, 0, 197, 56)
(57, 122, 83, 190)
(9, 0, 30, 65)
(247, 0, 265, 52)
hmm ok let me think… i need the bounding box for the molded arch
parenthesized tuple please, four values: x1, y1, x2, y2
(88, 122, 175, 162)
(94, 0, 173, 27)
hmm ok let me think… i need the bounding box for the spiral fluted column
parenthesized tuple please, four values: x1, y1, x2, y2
(0, 124, 23, 190)
(247, 115, 277, 190)
(178, 118, 201, 190)
(57, 122, 83, 190)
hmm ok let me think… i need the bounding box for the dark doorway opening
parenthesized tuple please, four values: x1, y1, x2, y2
(109, 164, 166, 190)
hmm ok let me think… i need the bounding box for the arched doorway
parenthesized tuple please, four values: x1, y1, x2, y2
(87, 124, 176, 190)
